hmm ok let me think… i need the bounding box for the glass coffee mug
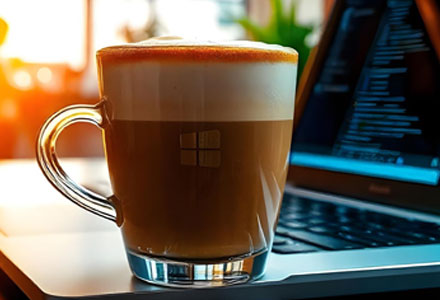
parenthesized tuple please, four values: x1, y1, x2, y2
(36, 38, 298, 288)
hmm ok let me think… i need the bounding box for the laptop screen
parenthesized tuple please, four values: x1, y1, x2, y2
(291, 0, 440, 186)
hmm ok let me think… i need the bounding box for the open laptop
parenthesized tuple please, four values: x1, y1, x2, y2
(1, 0, 440, 298)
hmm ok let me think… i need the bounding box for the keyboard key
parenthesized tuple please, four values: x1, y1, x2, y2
(277, 227, 363, 250)
(272, 240, 322, 254)
(305, 217, 327, 225)
(364, 213, 422, 231)
(421, 226, 440, 237)
(277, 193, 440, 253)
(381, 228, 440, 244)
(280, 220, 309, 229)
(306, 209, 326, 217)
(335, 206, 360, 217)
(365, 224, 419, 244)
(377, 231, 416, 245)
(417, 222, 440, 230)
(283, 196, 310, 207)
(309, 201, 336, 213)
(282, 194, 297, 202)
(276, 226, 292, 236)
(273, 235, 292, 246)
(335, 216, 353, 223)
(334, 232, 382, 247)
(336, 225, 388, 246)
(404, 231, 440, 243)
(280, 212, 311, 221)
(360, 227, 416, 246)
(308, 225, 337, 234)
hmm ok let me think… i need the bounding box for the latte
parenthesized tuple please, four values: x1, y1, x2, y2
(96, 38, 297, 259)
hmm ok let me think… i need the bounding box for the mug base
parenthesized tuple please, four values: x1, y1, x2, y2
(126, 248, 269, 288)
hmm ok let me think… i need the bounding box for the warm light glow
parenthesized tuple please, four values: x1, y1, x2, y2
(37, 67, 53, 84)
(0, 0, 246, 72)
(0, 98, 17, 120)
(0, 0, 85, 69)
(12, 70, 33, 90)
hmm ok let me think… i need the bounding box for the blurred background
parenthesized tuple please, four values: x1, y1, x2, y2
(0, 0, 333, 159)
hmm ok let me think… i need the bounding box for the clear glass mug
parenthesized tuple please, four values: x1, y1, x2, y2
(36, 39, 298, 288)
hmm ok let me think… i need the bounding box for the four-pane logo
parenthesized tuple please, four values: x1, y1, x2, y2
(179, 130, 221, 168)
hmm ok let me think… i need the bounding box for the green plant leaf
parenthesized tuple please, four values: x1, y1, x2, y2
(234, 0, 314, 78)
(235, 18, 267, 41)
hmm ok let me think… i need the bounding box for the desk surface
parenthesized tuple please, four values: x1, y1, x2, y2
(2, 159, 440, 300)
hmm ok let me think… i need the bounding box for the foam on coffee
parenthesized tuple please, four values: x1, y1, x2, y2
(97, 37, 298, 122)
(97, 36, 298, 63)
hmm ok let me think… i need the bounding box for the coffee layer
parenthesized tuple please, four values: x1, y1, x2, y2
(105, 119, 293, 259)
(100, 61, 297, 121)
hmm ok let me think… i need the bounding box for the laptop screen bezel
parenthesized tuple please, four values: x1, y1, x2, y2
(287, 0, 440, 216)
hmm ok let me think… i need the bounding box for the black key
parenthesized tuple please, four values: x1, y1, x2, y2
(403, 231, 440, 243)
(305, 217, 327, 225)
(308, 225, 337, 234)
(277, 227, 363, 250)
(305, 208, 327, 217)
(307, 224, 381, 247)
(280, 212, 311, 221)
(276, 225, 292, 236)
(335, 215, 353, 223)
(388, 217, 422, 228)
(334, 232, 381, 247)
(284, 196, 310, 207)
(381, 219, 440, 240)
(280, 203, 305, 212)
(420, 226, 440, 237)
(362, 228, 416, 246)
(366, 222, 385, 230)
(339, 225, 396, 247)
(309, 201, 336, 213)
(282, 193, 296, 202)
(365, 213, 419, 231)
(365, 223, 419, 245)
(273, 235, 292, 246)
(417, 222, 440, 230)
(364, 211, 389, 223)
(335, 206, 360, 217)
(280, 220, 309, 229)
(378, 232, 416, 245)
(272, 240, 322, 254)
(381, 228, 440, 244)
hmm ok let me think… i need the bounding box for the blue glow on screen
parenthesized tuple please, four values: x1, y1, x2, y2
(291, 152, 440, 185)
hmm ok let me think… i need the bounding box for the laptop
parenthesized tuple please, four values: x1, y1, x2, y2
(1, 0, 440, 298)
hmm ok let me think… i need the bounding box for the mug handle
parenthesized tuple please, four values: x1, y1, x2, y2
(36, 102, 119, 224)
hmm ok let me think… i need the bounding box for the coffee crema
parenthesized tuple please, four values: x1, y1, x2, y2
(97, 37, 298, 63)
(98, 38, 297, 260)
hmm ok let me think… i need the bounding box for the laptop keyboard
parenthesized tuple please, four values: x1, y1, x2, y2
(273, 193, 440, 254)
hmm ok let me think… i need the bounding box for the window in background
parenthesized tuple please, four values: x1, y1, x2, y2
(155, 0, 246, 40)
(0, 0, 248, 159)
(87, 0, 246, 94)
(296, 0, 324, 46)
(92, 0, 151, 52)
(0, 0, 324, 159)
(93, 0, 246, 51)
(0, 0, 86, 70)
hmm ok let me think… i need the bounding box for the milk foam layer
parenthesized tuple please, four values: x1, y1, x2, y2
(98, 38, 297, 121)
(127, 36, 297, 54)
(98, 36, 298, 58)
